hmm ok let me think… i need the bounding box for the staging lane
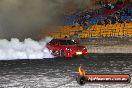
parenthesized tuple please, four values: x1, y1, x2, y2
(0, 54, 132, 88)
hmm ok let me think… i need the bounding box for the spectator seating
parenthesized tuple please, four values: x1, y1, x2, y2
(38, 22, 132, 39)
(47, 26, 83, 38)
(121, 16, 132, 21)
(38, 1, 131, 39)
(79, 22, 132, 38)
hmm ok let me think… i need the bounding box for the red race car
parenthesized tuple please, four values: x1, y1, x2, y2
(46, 38, 87, 58)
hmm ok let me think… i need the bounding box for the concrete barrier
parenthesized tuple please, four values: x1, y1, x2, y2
(86, 45, 132, 53)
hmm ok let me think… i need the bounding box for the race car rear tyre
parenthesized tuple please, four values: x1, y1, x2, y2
(60, 50, 65, 57)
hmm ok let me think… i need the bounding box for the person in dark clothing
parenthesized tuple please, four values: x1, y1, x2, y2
(82, 21, 89, 30)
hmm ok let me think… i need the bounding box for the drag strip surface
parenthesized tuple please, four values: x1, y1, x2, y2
(0, 53, 132, 88)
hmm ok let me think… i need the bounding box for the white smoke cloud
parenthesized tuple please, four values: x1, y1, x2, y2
(0, 37, 54, 60)
(0, 0, 92, 39)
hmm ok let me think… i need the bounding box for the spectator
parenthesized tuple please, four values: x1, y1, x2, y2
(82, 21, 89, 30)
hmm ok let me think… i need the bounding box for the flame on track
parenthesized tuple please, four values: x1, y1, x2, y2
(78, 64, 86, 76)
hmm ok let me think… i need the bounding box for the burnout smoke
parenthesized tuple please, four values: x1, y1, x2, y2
(0, 37, 54, 60)
(0, 0, 93, 59)
(0, 0, 92, 39)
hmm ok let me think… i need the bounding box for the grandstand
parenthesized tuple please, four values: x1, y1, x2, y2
(39, 0, 132, 40)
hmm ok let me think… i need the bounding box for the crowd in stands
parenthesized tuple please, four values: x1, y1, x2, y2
(73, 0, 131, 30)
(40, 0, 132, 39)
(97, 6, 132, 25)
